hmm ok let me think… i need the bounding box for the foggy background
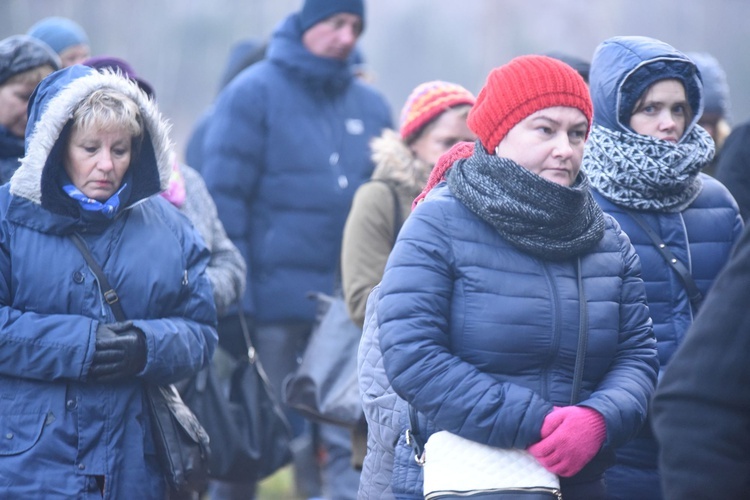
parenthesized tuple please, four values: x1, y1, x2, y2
(3, 0, 748, 161)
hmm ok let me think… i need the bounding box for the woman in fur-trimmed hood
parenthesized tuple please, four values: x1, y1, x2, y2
(0, 65, 217, 498)
(342, 80, 475, 329)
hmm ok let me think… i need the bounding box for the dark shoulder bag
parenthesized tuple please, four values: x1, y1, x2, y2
(177, 311, 293, 483)
(284, 179, 404, 427)
(69, 233, 210, 495)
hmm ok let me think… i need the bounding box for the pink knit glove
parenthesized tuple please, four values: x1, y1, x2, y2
(527, 406, 607, 477)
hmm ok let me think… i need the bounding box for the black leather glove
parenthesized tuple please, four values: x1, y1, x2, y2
(90, 321, 147, 382)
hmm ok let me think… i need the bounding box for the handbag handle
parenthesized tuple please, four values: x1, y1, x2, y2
(69, 233, 126, 322)
(407, 258, 590, 463)
(627, 211, 702, 311)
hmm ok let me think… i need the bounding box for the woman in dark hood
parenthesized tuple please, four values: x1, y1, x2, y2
(582, 35, 743, 499)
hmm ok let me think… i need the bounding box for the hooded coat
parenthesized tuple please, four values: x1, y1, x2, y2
(584, 37, 743, 498)
(0, 66, 217, 498)
(201, 13, 392, 323)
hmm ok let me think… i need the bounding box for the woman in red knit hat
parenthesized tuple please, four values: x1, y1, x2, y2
(361, 55, 658, 499)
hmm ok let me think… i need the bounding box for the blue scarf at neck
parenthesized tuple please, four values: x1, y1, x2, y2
(63, 183, 128, 219)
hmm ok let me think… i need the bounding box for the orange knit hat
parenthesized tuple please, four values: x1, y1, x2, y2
(399, 80, 476, 142)
(467, 55, 592, 153)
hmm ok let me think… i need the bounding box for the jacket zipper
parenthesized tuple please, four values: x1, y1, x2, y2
(541, 263, 561, 402)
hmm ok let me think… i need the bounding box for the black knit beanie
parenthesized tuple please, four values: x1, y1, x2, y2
(299, 0, 365, 33)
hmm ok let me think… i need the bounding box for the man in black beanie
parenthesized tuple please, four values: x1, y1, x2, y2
(200, 0, 391, 498)
(0, 35, 60, 184)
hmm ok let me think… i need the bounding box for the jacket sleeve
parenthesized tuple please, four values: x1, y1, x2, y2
(342, 182, 397, 327)
(652, 225, 750, 499)
(0, 299, 97, 382)
(182, 165, 246, 315)
(205, 215, 246, 316)
(578, 225, 659, 448)
(201, 73, 266, 312)
(378, 202, 553, 450)
(131, 208, 218, 385)
(0, 221, 96, 381)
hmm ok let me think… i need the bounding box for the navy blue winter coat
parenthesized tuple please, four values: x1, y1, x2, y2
(202, 13, 392, 323)
(0, 66, 217, 498)
(585, 36, 743, 499)
(376, 184, 658, 498)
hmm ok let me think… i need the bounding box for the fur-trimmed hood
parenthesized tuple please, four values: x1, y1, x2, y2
(10, 64, 172, 209)
(370, 128, 430, 193)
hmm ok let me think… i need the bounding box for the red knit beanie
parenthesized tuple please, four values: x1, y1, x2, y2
(400, 80, 476, 142)
(467, 55, 592, 153)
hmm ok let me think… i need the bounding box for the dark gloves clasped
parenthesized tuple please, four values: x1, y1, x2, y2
(90, 321, 147, 382)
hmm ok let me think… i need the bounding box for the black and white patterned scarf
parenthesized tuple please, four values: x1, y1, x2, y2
(447, 143, 605, 260)
(584, 124, 714, 212)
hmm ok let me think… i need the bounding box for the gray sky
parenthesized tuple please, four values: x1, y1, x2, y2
(3, 0, 748, 155)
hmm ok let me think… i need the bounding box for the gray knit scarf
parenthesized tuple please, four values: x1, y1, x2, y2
(447, 143, 606, 260)
(584, 124, 713, 212)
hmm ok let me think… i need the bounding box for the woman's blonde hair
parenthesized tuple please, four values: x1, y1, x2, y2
(71, 88, 143, 138)
(3, 65, 55, 87)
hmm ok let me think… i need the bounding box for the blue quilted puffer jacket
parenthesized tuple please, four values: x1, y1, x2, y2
(362, 184, 658, 498)
(202, 13, 392, 323)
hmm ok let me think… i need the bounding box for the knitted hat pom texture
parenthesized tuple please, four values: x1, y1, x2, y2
(399, 80, 476, 141)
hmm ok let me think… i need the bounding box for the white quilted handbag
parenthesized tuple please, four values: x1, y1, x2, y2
(422, 430, 561, 499)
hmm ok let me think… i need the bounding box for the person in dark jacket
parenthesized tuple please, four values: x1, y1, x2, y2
(183, 38, 266, 173)
(0, 64, 217, 498)
(714, 120, 750, 221)
(201, 0, 392, 498)
(651, 224, 750, 499)
(0, 34, 60, 184)
(686, 51, 732, 176)
(581, 36, 743, 500)
(370, 55, 658, 500)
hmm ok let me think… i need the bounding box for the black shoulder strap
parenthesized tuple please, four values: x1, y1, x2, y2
(69, 233, 127, 322)
(628, 212, 703, 311)
(370, 179, 403, 243)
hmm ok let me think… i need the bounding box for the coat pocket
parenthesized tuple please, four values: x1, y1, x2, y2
(0, 412, 48, 456)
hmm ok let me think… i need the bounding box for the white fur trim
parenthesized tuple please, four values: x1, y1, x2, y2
(10, 69, 173, 204)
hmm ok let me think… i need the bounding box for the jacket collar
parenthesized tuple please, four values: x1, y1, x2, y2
(266, 13, 355, 95)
